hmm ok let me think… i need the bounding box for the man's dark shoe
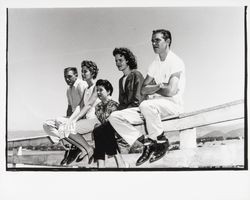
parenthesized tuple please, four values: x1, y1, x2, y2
(136, 138, 156, 166)
(66, 147, 82, 165)
(157, 132, 168, 143)
(60, 149, 70, 166)
(137, 135, 145, 143)
(149, 139, 170, 163)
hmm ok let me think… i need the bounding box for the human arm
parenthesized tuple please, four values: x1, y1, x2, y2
(141, 75, 161, 95)
(77, 81, 86, 99)
(65, 86, 98, 130)
(126, 72, 144, 108)
(71, 86, 98, 122)
(141, 72, 181, 97)
(156, 72, 181, 97)
(67, 80, 87, 117)
(66, 89, 73, 117)
(65, 81, 87, 120)
(66, 105, 73, 117)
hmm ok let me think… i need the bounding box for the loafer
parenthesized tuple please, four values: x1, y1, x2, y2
(66, 147, 82, 165)
(149, 140, 169, 163)
(136, 139, 156, 166)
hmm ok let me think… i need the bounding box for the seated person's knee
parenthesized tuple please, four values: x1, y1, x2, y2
(43, 122, 49, 130)
(139, 100, 149, 110)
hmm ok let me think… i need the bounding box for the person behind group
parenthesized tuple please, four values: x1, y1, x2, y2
(92, 47, 145, 168)
(43, 67, 87, 165)
(109, 29, 185, 166)
(59, 60, 101, 164)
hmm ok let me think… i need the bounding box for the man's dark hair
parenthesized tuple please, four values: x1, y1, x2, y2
(112, 47, 137, 70)
(152, 29, 172, 47)
(64, 67, 78, 76)
(81, 60, 99, 79)
(96, 79, 114, 96)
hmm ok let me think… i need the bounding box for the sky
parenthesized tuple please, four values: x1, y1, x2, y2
(7, 7, 245, 131)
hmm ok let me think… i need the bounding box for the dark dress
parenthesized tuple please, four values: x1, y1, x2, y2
(93, 99, 120, 160)
(93, 70, 145, 160)
(93, 121, 120, 160)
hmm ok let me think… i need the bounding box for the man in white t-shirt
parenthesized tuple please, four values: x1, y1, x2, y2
(109, 29, 185, 166)
(43, 67, 87, 165)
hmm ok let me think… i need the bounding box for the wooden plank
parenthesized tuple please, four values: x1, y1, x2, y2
(179, 99, 244, 118)
(8, 132, 93, 149)
(8, 151, 64, 166)
(8, 136, 52, 149)
(162, 100, 244, 132)
(135, 99, 244, 134)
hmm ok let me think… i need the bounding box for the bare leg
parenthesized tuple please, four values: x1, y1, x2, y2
(68, 133, 94, 159)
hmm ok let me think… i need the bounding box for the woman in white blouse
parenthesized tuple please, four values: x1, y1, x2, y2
(61, 60, 100, 164)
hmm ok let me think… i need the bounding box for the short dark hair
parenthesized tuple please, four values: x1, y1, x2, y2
(64, 67, 78, 76)
(112, 47, 137, 70)
(81, 60, 99, 79)
(152, 29, 172, 47)
(96, 79, 114, 96)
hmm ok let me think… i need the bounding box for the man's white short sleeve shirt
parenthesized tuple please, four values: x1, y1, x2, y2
(67, 79, 88, 112)
(147, 50, 185, 106)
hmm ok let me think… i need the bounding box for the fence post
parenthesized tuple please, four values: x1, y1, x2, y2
(179, 128, 197, 149)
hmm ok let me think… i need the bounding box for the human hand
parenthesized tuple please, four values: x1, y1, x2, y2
(159, 82, 165, 89)
(94, 122, 101, 129)
(64, 120, 76, 135)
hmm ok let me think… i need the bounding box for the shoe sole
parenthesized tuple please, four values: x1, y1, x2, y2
(66, 151, 82, 165)
(149, 149, 169, 163)
(135, 151, 155, 166)
(75, 153, 87, 163)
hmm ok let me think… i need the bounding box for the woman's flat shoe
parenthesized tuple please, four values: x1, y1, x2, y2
(86, 147, 94, 165)
(66, 147, 82, 165)
(75, 153, 87, 163)
(88, 155, 94, 165)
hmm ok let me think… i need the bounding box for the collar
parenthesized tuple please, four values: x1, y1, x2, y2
(156, 50, 172, 62)
(87, 79, 96, 89)
(122, 69, 136, 79)
(72, 78, 81, 89)
(101, 96, 112, 103)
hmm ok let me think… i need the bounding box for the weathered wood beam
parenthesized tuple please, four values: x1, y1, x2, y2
(134, 99, 244, 134)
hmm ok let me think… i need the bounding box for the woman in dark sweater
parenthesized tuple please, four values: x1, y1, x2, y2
(92, 47, 145, 168)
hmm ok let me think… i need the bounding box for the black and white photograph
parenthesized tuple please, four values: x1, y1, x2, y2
(6, 6, 247, 170)
(0, 1, 249, 200)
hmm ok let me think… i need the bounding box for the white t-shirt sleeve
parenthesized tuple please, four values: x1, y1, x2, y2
(169, 59, 185, 93)
(147, 61, 156, 78)
(171, 59, 185, 75)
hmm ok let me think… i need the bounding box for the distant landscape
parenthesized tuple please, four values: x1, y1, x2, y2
(165, 120, 244, 142)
